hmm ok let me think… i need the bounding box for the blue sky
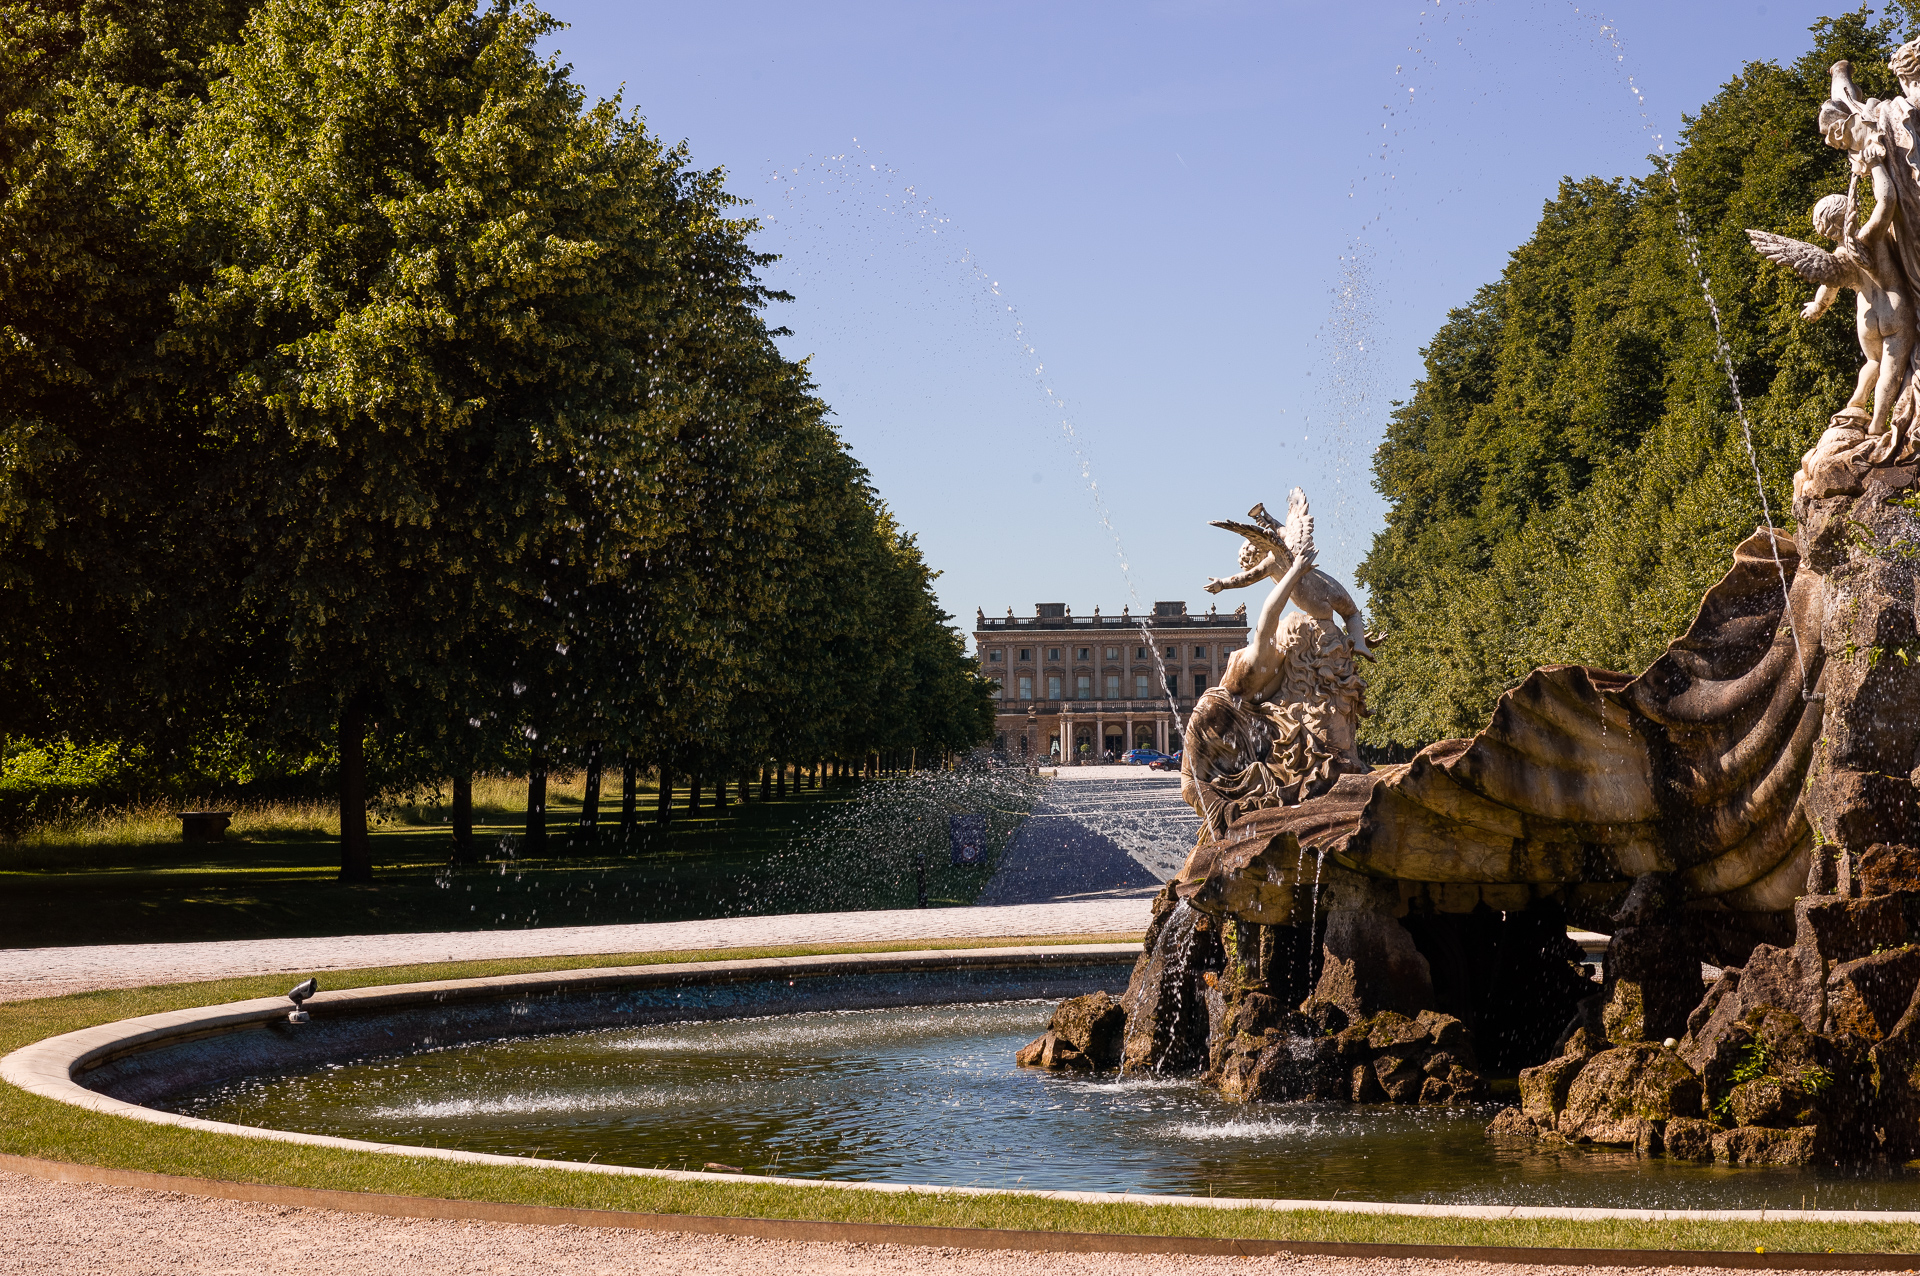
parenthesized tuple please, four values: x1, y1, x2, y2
(542, 0, 1840, 641)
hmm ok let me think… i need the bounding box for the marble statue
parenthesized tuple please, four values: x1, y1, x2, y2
(1760, 55, 1920, 497)
(1178, 489, 1374, 840)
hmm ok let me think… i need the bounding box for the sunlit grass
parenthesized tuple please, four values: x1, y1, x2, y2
(3, 766, 786, 859)
(0, 797, 344, 864)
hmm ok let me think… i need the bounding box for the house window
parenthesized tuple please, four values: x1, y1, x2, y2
(1163, 645, 1177, 659)
(1193, 646, 1208, 658)
(1165, 672, 1177, 695)
(1047, 647, 1061, 660)
(1105, 674, 1120, 698)
(988, 649, 1003, 662)
(1076, 647, 1091, 660)
(1194, 674, 1207, 696)
(1135, 674, 1150, 697)
(1136, 646, 1148, 659)
(1076, 675, 1092, 700)
(1019, 648, 1032, 661)
(995, 733, 1006, 752)
(1018, 675, 1033, 699)
(1104, 646, 1119, 659)
(989, 677, 1003, 698)
(1048, 675, 1062, 699)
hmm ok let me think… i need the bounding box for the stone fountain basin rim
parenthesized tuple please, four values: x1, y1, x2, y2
(6, 943, 1916, 1226)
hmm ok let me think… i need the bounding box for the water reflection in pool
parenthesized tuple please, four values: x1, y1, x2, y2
(167, 1001, 1920, 1209)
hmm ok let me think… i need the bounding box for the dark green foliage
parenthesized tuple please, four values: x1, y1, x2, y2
(1360, 10, 1898, 746)
(0, 0, 994, 862)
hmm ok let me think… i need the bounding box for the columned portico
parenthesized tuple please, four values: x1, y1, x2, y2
(974, 600, 1246, 764)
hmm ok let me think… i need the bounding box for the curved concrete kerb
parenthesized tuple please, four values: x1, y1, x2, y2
(7, 943, 1920, 1226)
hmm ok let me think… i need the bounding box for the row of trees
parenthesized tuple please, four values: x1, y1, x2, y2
(0, 0, 995, 875)
(1357, 8, 1907, 747)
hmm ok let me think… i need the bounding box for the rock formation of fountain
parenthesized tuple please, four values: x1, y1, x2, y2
(1019, 56, 1920, 1168)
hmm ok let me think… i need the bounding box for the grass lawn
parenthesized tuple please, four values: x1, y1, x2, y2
(0, 772, 1036, 948)
(1, 944, 1914, 1256)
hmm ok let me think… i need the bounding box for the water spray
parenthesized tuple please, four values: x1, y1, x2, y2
(1574, 8, 1813, 699)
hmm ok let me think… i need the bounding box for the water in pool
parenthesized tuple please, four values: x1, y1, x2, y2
(166, 1001, 1920, 1209)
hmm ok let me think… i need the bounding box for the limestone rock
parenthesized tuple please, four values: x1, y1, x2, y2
(1556, 1044, 1703, 1144)
(1487, 1106, 1538, 1137)
(1858, 843, 1920, 896)
(1663, 1116, 1717, 1161)
(1601, 923, 1705, 1045)
(1826, 946, 1920, 1040)
(1713, 1124, 1825, 1165)
(1311, 909, 1434, 1020)
(1737, 943, 1827, 1035)
(1049, 991, 1125, 1068)
(1867, 977, 1920, 1158)
(1726, 1073, 1820, 1128)
(1415, 1009, 1471, 1055)
(1806, 769, 1918, 854)
(1015, 1031, 1093, 1072)
(1445, 1064, 1487, 1103)
(1680, 969, 1743, 1077)
(1297, 1010, 1486, 1107)
(1365, 1010, 1430, 1051)
(1797, 894, 1907, 965)
(1372, 1051, 1426, 1103)
(1519, 1053, 1587, 1125)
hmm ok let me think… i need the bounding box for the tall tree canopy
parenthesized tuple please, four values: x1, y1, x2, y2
(0, 0, 994, 870)
(1359, 8, 1903, 748)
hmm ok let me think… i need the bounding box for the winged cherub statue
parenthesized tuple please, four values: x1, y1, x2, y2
(1179, 489, 1374, 840)
(1748, 146, 1914, 458)
(1204, 490, 1374, 661)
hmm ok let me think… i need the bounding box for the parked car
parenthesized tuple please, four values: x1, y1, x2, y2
(1120, 748, 1172, 766)
(1148, 751, 1183, 772)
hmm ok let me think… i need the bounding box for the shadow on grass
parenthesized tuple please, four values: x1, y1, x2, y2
(0, 778, 1028, 948)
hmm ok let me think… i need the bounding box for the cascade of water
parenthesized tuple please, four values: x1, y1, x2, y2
(1305, 844, 1330, 978)
(1152, 899, 1199, 1074)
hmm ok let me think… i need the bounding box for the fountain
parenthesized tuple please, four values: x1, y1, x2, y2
(1018, 55, 1920, 1172)
(28, 29, 1920, 1221)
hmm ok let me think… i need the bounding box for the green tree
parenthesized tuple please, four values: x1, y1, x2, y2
(166, 0, 796, 877)
(1360, 9, 1893, 747)
(0, 0, 261, 746)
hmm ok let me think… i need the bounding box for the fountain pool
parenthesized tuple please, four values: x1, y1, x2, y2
(155, 999, 1920, 1211)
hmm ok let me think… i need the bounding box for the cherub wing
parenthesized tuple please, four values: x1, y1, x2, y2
(1282, 487, 1314, 561)
(1208, 518, 1281, 556)
(1746, 229, 1849, 287)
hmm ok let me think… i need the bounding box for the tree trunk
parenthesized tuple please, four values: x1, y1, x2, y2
(656, 769, 674, 825)
(525, 745, 548, 855)
(689, 775, 702, 815)
(579, 741, 602, 847)
(776, 759, 788, 799)
(716, 772, 728, 809)
(451, 771, 474, 863)
(621, 753, 638, 846)
(760, 762, 772, 801)
(338, 695, 372, 882)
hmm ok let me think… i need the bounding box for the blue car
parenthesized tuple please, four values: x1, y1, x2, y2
(1121, 748, 1173, 766)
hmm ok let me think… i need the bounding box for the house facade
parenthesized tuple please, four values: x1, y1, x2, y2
(972, 600, 1250, 761)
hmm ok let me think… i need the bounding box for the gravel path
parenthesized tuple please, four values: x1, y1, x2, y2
(976, 767, 1186, 905)
(0, 1171, 1833, 1275)
(0, 898, 1152, 1002)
